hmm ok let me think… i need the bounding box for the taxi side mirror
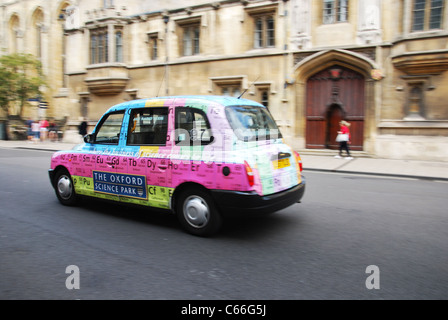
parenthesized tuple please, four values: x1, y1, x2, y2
(83, 133, 94, 143)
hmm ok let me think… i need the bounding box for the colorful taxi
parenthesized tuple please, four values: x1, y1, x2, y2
(49, 96, 305, 236)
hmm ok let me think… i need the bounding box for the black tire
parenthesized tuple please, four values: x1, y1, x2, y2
(53, 168, 78, 206)
(176, 187, 222, 237)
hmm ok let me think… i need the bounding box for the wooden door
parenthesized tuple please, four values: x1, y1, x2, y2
(326, 104, 343, 149)
(305, 65, 365, 151)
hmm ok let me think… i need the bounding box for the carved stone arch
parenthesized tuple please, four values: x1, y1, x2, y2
(31, 6, 44, 23)
(30, 7, 45, 58)
(57, 1, 72, 22)
(8, 13, 21, 53)
(294, 49, 377, 81)
(293, 49, 376, 151)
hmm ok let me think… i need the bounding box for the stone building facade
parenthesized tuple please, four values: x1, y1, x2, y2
(1, 0, 447, 161)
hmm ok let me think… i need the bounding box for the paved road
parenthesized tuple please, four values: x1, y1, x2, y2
(1, 148, 448, 301)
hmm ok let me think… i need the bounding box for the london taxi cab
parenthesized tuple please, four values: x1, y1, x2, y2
(49, 96, 305, 236)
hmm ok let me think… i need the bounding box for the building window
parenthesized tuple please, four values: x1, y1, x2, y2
(115, 30, 123, 62)
(148, 35, 158, 60)
(254, 84, 271, 108)
(430, 0, 444, 29)
(254, 15, 275, 48)
(90, 28, 108, 64)
(222, 86, 241, 98)
(405, 83, 425, 119)
(103, 0, 114, 8)
(261, 90, 269, 108)
(182, 24, 200, 56)
(323, 0, 349, 24)
(412, 0, 444, 31)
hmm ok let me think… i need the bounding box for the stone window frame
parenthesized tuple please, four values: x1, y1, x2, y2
(88, 22, 126, 66)
(175, 16, 201, 57)
(147, 32, 159, 61)
(90, 27, 108, 64)
(322, 0, 349, 24)
(115, 28, 123, 62)
(253, 82, 274, 108)
(253, 14, 275, 48)
(209, 75, 248, 97)
(411, 0, 444, 32)
(245, 4, 277, 50)
(401, 75, 430, 120)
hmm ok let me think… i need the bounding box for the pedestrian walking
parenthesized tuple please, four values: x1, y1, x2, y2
(48, 120, 58, 142)
(335, 120, 353, 159)
(26, 118, 34, 141)
(39, 118, 49, 141)
(31, 120, 40, 142)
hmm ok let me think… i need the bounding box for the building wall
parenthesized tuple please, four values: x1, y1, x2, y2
(289, 0, 448, 161)
(58, 0, 293, 142)
(1, 0, 448, 161)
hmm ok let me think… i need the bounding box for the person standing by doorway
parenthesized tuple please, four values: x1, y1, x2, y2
(335, 120, 353, 159)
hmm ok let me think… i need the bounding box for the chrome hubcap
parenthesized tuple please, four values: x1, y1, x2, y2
(57, 175, 72, 200)
(183, 196, 209, 228)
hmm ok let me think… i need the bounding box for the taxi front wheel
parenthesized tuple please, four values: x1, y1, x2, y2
(54, 169, 78, 206)
(177, 187, 222, 237)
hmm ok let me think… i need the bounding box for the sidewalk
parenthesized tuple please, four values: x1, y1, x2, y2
(1, 140, 448, 181)
(300, 153, 448, 181)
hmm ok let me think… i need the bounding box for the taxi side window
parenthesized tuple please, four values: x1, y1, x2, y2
(94, 111, 125, 144)
(127, 108, 168, 145)
(175, 107, 213, 146)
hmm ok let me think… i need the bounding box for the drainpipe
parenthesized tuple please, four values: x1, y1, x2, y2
(163, 13, 169, 95)
(282, 0, 290, 101)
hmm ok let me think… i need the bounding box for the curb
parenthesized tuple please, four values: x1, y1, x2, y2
(303, 168, 448, 182)
(15, 147, 63, 152)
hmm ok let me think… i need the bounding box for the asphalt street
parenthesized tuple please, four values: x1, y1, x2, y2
(1, 148, 448, 301)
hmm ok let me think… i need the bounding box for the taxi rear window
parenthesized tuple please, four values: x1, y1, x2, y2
(225, 105, 282, 141)
(175, 107, 213, 146)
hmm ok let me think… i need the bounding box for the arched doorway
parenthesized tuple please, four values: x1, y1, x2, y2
(305, 65, 365, 151)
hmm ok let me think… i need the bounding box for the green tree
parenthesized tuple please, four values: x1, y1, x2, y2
(0, 53, 46, 119)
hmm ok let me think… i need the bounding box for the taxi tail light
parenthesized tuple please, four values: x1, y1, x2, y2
(244, 160, 255, 187)
(293, 151, 303, 172)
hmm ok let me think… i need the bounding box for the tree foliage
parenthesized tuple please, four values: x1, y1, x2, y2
(0, 53, 46, 118)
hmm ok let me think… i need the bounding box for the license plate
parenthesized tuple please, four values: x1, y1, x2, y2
(273, 158, 290, 170)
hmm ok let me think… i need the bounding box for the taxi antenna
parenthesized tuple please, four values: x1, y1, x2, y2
(238, 75, 260, 99)
(156, 68, 167, 97)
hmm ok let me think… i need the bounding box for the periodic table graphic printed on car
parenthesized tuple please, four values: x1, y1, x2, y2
(49, 96, 305, 236)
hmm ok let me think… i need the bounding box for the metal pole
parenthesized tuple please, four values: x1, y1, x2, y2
(164, 14, 169, 95)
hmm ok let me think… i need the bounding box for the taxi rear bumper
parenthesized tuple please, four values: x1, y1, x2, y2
(210, 177, 306, 216)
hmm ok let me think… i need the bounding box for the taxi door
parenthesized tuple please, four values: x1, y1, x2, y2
(123, 106, 171, 209)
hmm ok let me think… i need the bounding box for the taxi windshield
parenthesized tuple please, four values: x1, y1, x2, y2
(225, 105, 282, 141)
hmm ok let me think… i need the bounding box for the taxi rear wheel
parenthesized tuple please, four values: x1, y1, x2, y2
(54, 169, 78, 206)
(177, 187, 222, 237)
